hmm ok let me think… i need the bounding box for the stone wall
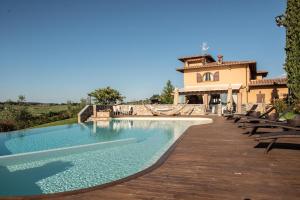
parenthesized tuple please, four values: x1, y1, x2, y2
(113, 104, 207, 116)
(114, 103, 271, 116)
(77, 105, 93, 123)
(78, 103, 272, 122)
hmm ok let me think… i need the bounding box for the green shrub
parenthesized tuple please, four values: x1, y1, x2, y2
(273, 99, 288, 113)
(293, 99, 300, 114)
(0, 104, 85, 132)
(0, 120, 16, 132)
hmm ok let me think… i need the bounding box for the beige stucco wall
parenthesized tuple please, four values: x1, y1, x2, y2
(183, 64, 249, 87)
(183, 64, 250, 104)
(256, 75, 263, 80)
(248, 87, 288, 104)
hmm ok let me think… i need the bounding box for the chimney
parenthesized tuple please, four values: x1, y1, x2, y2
(217, 55, 223, 64)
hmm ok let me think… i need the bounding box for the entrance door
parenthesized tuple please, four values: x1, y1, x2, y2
(209, 94, 220, 114)
(187, 95, 203, 104)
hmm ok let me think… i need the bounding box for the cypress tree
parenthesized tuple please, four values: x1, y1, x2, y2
(160, 80, 175, 104)
(280, 0, 300, 99)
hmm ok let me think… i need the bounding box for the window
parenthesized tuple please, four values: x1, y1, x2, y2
(256, 91, 265, 103)
(196, 73, 202, 82)
(203, 72, 214, 81)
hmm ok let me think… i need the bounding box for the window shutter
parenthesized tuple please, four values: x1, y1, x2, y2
(262, 94, 265, 103)
(256, 94, 261, 103)
(196, 73, 202, 82)
(214, 71, 219, 81)
(256, 93, 265, 103)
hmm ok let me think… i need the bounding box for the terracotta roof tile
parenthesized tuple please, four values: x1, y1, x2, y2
(257, 70, 268, 74)
(178, 54, 216, 62)
(176, 61, 256, 72)
(249, 78, 287, 86)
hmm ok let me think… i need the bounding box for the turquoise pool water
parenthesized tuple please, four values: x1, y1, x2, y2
(0, 118, 211, 196)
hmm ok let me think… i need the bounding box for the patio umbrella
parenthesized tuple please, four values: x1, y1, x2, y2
(227, 84, 233, 111)
(173, 88, 179, 105)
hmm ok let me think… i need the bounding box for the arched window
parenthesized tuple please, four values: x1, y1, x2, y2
(203, 72, 214, 81)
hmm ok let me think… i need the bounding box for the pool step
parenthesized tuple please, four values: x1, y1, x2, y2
(0, 138, 137, 166)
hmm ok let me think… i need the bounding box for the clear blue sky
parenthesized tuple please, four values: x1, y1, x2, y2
(0, 0, 286, 103)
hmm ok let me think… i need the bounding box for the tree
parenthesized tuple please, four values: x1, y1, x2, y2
(5, 99, 14, 105)
(160, 80, 175, 104)
(17, 95, 26, 104)
(276, 0, 300, 99)
(89, 87, 124, 105)
(149, 94, 161, 104)
(150, 94, 160, 100)
(80, 98, 87, 106)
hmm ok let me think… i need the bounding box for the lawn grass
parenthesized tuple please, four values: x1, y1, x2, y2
(26, 104, 69, 116)
(0, 104, 69, 117)
(33, 118, 77, 128)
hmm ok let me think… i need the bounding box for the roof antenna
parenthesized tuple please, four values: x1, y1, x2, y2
(201, 42, 209, 55)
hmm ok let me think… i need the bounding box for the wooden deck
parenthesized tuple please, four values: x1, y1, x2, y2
(9, 117, 300, 199)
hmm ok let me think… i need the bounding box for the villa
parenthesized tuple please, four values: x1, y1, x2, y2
(79, 54, 290, 121)
(174, 54, 288, 114)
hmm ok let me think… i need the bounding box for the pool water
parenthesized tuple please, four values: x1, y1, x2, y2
(0, 118, 211, 196)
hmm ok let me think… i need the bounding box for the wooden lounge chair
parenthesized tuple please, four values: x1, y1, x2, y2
(224, 104, 258, 121)
(255, 130, 300, 153)
(238, 104, 294, 127)
(243, 121, 300, 136)
(237, 105, 275, 124)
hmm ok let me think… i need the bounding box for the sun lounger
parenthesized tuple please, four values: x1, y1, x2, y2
(237, 106, 276, 126)
(238, 104, 294, 128)
(237, 106, 275, 123)
(224, 104, 258, 121)
(243, 122, 300, 136)
(255, 130, 300, 153)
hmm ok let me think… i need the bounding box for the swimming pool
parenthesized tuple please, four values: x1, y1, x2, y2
(0, 117, 211, 196)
